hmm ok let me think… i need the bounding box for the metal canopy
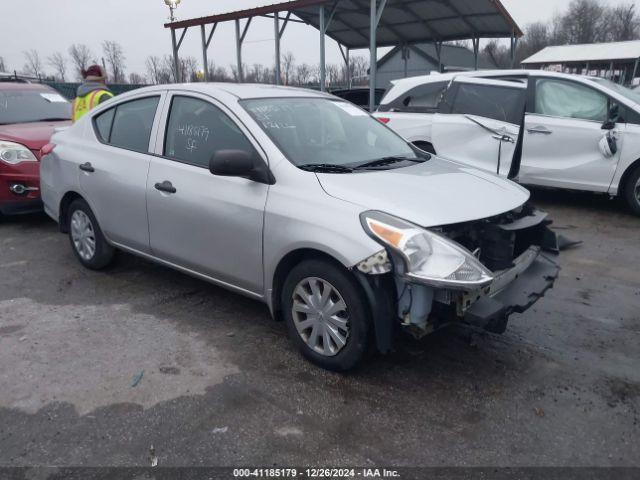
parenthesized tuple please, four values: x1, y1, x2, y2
(165, 0, 521, 47)
(164, 0, 522, 110)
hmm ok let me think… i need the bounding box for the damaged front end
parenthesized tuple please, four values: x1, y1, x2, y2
(355, 204, 561, 353)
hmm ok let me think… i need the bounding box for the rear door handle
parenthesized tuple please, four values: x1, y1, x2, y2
(79, 162, 94, 172)
(527, 126, 552, 135)
(154, 180, 176, 194)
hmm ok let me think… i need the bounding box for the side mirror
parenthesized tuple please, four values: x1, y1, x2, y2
(602, 104, 619, 130)
(209, 149, 274, 185)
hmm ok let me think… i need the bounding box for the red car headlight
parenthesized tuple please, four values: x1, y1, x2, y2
(0, 141, 38, 165)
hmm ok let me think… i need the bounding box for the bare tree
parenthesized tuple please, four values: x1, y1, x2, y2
(350, 56, 369, 85)
(68, 44, 92, 80)
(102, 40, 126, 83)
(207, 61, 230, 82)
(129, 72, 146, 84)
(47, 52, 67, 81)
(23, 49, 44, 78)
(295, 63, 312, 86)
(561, 0, 607, 44)
(145, 55, 163, 84)
(181, 56, 199, 82)
(281, 52, 295, 85)
(162, 55, 177, 83)
(605, 3, 640, 41)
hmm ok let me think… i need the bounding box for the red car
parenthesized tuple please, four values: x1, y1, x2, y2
(0, 83, 71, 216)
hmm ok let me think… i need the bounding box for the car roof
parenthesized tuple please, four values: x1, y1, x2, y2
(0, 82, 60, 92)
(117, 82, 335, 100)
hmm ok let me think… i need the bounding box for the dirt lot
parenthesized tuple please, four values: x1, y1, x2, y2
(0, 189, 638, 467)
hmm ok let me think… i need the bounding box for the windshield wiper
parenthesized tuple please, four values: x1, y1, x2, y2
(354, 156, 424, 170)
(298, 163, 354, 173)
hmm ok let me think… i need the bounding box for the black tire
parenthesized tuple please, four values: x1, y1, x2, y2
(623, 165, 640, 216)
(281, 259, 371, 371)
(67, 198, 114, 270)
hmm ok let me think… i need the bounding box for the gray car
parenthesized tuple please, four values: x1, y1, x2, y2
(41, 84, 560, 370)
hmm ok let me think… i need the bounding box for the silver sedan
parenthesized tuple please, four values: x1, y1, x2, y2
(41, 84, 559, 370)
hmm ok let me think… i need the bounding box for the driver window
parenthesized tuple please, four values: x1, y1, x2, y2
(535, 79, 607, 122)
(164, 96, 256, 168)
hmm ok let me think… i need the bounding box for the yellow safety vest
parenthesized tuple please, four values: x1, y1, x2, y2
(72, 89, 114, 122)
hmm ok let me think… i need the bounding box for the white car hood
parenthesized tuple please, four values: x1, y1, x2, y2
(316, 157, 530, 227)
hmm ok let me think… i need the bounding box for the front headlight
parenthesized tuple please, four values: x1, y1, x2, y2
(360, 210, 493, 290)
(0, 141, 37, 165)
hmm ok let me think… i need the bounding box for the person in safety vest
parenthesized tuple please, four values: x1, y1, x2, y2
(72, 65, 113, 122)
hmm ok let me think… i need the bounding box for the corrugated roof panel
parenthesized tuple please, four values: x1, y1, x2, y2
(522, 41, 640, 64)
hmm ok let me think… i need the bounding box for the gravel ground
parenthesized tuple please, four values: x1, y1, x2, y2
(0, 189, 638, 468)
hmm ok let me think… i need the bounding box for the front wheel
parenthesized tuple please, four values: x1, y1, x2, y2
(68, 198, 115, 270)
(281, 259, 371, 371)
(623, 165, 640, 216)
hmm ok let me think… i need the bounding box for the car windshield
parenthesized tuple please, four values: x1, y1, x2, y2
(588, 77, 640, 105)
(241, 97, 420, 170)
(0, 89, 71, 125)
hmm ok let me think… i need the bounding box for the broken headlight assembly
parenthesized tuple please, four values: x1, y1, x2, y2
(360, 210, 494, 290)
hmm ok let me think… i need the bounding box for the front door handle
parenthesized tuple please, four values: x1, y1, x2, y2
(79, 162, 94, 172)
(154, 180, 176, 194)
(527, 126, 552, 135)
(492, 134, 515, 143)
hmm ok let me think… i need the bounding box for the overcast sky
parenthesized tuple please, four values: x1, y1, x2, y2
(1, 0, 632, 79)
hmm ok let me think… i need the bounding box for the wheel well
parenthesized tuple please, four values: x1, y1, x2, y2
(58, 191, 84, 233)
(618, 158, 640, 197)
(271, 248, 352, 321)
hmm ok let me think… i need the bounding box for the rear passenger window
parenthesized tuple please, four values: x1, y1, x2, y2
(93, 96, 159, 153)
(379, 82, 448, 113)
(94, 108, 114, 142)
(451, 83, 524, 124)
(164, 96, 256, 168)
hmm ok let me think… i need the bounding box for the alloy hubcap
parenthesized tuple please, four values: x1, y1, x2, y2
(70, 210, 96, 261)
(291, 277, 350, 357)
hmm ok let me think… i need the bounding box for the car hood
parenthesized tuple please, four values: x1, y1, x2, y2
(0, 121, 71, 151)
(316, 156, 530, 227)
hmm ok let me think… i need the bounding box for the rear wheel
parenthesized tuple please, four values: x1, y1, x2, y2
(623, 165, 640, 216)
(67, 198, 114, 270)
(281, 259, 371, 371)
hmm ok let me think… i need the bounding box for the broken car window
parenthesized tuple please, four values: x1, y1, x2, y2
(451, 83, 524, 125)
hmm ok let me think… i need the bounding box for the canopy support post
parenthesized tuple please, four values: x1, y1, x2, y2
(235, 18, 252, 83)
(472, 37, 479, 70)
(235, 20, 242, 82)
(274, 13, 281, 84)
(201, 23, 217, 82)
(435, 41, 443, 73)
(339, 44, 350, 88)
(319, 5, 326, 91)
(632, 57, 639, 83)
(370, 0, 386, 111)
(510, 31, 518, 68)
(402, 43, 409, 77)
(171, 28, 180, 83)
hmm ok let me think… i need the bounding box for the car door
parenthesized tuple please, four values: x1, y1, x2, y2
(146, 92, 269, 295)
(81, 93, 165, 252)
(519, 77, 621, 191)
(430, 77, 526, 177)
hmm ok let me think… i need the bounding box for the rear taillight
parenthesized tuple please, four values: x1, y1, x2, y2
(377, 117, 391, 124)
(40, 143, 56, 156)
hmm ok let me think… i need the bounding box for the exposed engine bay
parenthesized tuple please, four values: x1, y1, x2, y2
(392, 203, 561, 338)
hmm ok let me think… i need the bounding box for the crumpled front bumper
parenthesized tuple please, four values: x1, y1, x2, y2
(462, 252, 560, 333)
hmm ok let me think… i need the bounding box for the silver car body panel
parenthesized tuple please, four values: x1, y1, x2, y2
(42, 83, 535, 313)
